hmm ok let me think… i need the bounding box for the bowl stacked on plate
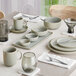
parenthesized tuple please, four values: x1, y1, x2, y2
(48, 37, 76, 54)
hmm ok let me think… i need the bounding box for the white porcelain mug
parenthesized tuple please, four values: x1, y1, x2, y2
(13, 17, 27, 30)
(3, 46, 22, 67)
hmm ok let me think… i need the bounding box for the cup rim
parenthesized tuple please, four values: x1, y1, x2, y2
(44, 17, 61, 23)
(3, 46, 16, 53)
(23, 52, 36, 58)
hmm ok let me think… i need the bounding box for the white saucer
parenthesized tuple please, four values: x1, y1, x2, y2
(49, 38, 76, 52)
(57, 37, 76, 48)
(10, 25, 28, 33)
(48, 43, 76, 54)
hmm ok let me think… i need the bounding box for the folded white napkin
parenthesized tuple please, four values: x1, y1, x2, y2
(38, 53, 76, 69)
(18, 68, 40, 76)
(13, 13, 43, 23)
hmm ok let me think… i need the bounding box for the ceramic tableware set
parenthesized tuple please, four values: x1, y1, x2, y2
(48, 37, 76, 54)
(13, 26, 53, 49)
(0, 13, 63, 75)
(11, 13, 62, 49)
(12, 13, 62, 33)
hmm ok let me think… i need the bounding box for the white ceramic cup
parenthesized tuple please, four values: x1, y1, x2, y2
(13, 17, 27, 30)
(3, 46, 22, 67)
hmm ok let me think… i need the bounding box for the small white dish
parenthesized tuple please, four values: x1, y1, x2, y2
(19, 39, 30, 47)
(49, 38, 76, 52)
(25, 32, 39, 42)
(57, 37, 76, 48)
(32, 27, 48, 36)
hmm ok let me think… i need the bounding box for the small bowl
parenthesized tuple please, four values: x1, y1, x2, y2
(42, 17, 61, 30)
(32, 27, 48, 36)
(19, 39, 30, 46)
(25, 32, 39, 42)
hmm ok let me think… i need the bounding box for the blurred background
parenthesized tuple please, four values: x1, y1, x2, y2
(0, 0, 76, 16)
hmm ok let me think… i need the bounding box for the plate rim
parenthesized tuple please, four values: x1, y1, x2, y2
(49, 38, 76, 52)
(48, 43, 76, 54)
(57, 37, 76, 48)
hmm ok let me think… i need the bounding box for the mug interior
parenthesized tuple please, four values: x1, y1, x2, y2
(4, 47, 16, 53)
(16, 17, 23, 20)
(45, 17, 61, 23)
(14, 17, 23, 20)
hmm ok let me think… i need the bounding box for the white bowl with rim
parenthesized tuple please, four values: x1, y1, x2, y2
(42, 17, 61, 30)
(19, 39, 30, 47)
(32, 27, 48, 36)
(25, 32, 39, 42)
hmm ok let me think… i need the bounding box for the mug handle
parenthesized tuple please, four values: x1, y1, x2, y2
(23, 19, 28, 27)
(17, 50, 22, 60)
(40, 18, 45, 21)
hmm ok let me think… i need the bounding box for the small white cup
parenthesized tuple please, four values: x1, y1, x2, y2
(13, 17, 27, 30)
(3, 46, 22, 67)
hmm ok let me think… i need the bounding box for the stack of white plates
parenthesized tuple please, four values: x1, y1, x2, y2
(48, 37, 76, 54)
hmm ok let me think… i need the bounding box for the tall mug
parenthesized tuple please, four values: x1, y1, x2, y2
(0, 20, 8, 42)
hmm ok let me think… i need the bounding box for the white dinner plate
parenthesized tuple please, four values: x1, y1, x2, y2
(57, 37, 76, 48)
(48, 43, 76, 54)
(49, 38, 76, 52)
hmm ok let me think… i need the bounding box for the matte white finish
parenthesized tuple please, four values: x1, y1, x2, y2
(44, 17, 61, 30)
(13, 17, 27, 30)
(3, 46, 21, 67)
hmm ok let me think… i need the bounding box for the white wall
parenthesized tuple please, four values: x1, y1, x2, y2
(0, 0, 41, 15)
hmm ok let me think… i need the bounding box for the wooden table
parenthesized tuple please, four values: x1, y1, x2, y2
(0, 12, 76, 76)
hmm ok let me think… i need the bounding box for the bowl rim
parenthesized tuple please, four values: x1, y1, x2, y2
(44, 17, 61, 23)
(19, 39, 30, 45)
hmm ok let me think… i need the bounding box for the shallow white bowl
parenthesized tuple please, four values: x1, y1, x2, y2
(32, 27, 48, 36)
(19, 39, 30, 46)
(25, 32, 39, 42)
